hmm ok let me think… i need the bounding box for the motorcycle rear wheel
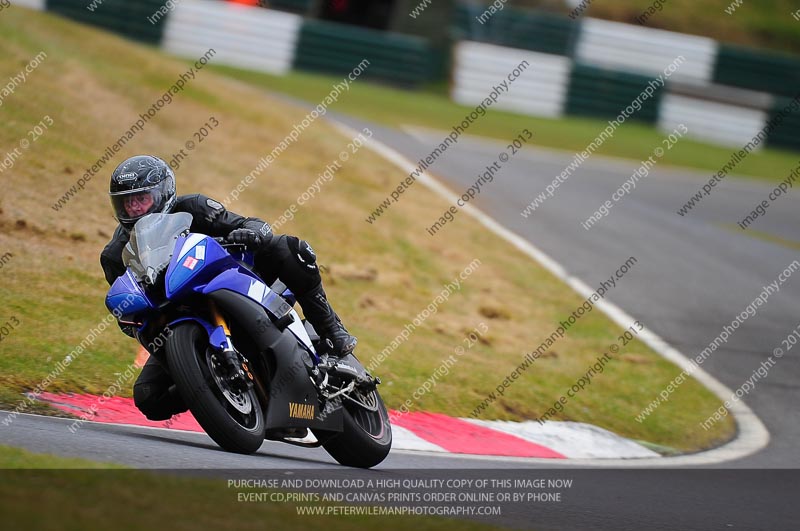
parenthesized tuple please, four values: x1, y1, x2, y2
(322, 388, 392, 468)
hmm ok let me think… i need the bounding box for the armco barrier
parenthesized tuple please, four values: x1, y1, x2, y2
(294, 19, 440, 85)
(714, 44, 800, 99)
(658, 82, 773, 149)
(22, 0, 800, 152)
(576, 18, 717, 84)
(162, 0, 301, 75)
(659, 95, 768, 149)
(13, 0, 45, 9)
(453, 5, 576, 57)
(47, 0, 168, 45)
(565, 64, 663, 124)
(766, 96, 800, 151)
(450, 8, 799, 151)
(451, 41, 571, 118)
(268, 0, 312, 14)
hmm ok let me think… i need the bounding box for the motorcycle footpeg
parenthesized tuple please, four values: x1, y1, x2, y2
(315, 354, 340, 374)
(324, 358, 360, 379)
(310, 367, 328, 390)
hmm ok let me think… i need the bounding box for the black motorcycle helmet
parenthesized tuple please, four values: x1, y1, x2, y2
(109, 155, 176, 230)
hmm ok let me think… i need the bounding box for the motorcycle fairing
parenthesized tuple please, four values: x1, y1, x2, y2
(202, 268, 319, 360)
(208, 289, 343, 433)
(106, 269, 154, 324)
(166, 316, 228, 352)
(163, 235, 317, 354)
(165, 234, 251, 299)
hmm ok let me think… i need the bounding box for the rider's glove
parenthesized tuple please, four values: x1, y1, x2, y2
(226, 228, 263, 248)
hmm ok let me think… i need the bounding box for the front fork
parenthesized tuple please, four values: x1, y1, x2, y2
(209, 301, 256, 394)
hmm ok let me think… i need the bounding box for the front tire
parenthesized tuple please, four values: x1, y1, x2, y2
(322, 388, 392, 468)
(166, 324, 265, 454)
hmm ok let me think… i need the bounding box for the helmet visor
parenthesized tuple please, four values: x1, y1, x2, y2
(110, 181, 169, 226)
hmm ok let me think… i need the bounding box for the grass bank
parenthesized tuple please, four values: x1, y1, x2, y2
(213, 65, 800, 185)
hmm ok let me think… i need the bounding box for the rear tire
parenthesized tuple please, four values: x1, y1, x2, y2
(166, 323, 265, 454)
(322, 389, 392, 468)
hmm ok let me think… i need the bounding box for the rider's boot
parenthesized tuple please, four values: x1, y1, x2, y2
(295, 283, 357, 358)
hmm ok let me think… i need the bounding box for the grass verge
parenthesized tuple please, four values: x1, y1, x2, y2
(211, 65, 800, 185)
(718, 224, 800, 251)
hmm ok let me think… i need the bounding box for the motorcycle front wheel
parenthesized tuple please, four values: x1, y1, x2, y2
(166, 323, 265, 454)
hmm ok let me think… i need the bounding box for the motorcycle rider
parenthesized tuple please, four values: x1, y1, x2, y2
(100, 155, 356, 421)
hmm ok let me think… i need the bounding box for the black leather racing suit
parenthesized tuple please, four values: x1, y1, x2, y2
(100, 194, 325, 421)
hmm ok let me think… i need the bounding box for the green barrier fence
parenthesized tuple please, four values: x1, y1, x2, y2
(453, 4, 576, 57)
(47, 0, 167, 45)
(714, 45, 800, 99)
(268, 0, 313, 15)
(294, 19, 442, 86)
(565, 64, 663, 123)
(766, 95, 800, 151)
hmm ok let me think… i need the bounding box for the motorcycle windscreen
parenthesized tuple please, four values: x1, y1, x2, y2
(123, 212, 192, 286)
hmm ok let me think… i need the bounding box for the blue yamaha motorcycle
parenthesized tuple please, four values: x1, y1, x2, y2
(105, 212, 391, 468)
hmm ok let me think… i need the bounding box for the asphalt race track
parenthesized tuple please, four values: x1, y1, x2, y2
(2, 413, 798, 531)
